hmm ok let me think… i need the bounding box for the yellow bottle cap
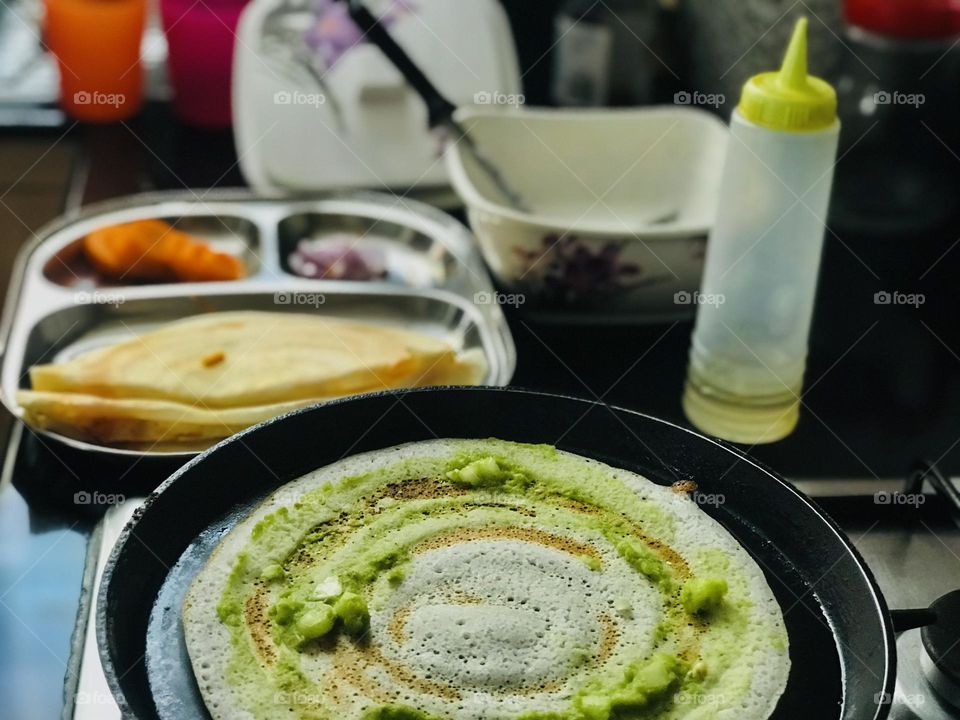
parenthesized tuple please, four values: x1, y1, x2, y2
(737, 18, 837, 132)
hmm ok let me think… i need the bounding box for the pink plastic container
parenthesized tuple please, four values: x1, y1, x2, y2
(160, 0, 248, 127)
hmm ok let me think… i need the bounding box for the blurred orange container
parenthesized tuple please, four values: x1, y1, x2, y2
(44, 0, 146, 121)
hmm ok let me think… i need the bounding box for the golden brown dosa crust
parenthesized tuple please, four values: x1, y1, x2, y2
(17, 311, 486, 445)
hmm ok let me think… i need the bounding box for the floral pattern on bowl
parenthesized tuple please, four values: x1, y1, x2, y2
(512, 235, 671, 308)
(462, 203, 708, 320)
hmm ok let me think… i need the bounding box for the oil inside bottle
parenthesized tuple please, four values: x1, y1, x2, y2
(682, 366, 800, 444)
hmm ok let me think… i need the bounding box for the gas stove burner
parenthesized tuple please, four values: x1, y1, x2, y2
(921, 591, 960, 710)
(891, 591, 960, 719)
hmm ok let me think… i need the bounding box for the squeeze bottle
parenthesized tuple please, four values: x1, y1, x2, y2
(682, 18, 840, 444)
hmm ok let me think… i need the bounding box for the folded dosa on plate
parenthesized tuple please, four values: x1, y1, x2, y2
(16, 311, 485, 445)
(183, 439, 790, 720)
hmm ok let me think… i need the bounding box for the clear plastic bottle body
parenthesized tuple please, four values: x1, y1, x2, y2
(683, 109, 840, 442)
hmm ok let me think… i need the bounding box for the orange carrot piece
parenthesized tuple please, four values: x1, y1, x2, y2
(82, 219, 246, 282)
(83, 219, 174, 280)
(154, 231, 246, 282)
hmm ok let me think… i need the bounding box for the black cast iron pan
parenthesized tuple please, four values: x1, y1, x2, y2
(98, 387, 896, 720)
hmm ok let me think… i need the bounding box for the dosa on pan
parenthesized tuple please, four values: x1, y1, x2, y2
(183, 439, 790, 720)
(16, 311, 484, 445)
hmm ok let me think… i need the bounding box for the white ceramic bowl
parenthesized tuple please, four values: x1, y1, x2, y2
(445, 106, 729, 321)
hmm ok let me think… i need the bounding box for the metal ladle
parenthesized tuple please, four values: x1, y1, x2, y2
(341, 0, 529, 212)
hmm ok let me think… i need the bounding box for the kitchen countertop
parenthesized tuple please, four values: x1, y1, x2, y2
(53, 104, 960, 482)
(2, 106, 960, 719)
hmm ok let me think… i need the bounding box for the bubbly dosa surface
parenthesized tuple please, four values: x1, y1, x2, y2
(183, 440, 790, 720)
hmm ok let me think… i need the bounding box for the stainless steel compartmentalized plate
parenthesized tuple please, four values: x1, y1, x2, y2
(0, 190, 516, 461)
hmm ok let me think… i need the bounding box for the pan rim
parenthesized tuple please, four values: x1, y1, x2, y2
(96, 385, 896, 720)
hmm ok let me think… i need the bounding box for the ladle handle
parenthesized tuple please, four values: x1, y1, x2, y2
(891, 608, 938, 633)
(343, 0, 457, 128)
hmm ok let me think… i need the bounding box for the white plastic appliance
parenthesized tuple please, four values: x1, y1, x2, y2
(233, 0, 521, 194)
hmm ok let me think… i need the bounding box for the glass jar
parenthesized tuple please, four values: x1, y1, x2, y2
(832, 0, 960, 237)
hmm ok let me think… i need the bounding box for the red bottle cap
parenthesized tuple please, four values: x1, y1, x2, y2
(845, 0, 960, 38)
